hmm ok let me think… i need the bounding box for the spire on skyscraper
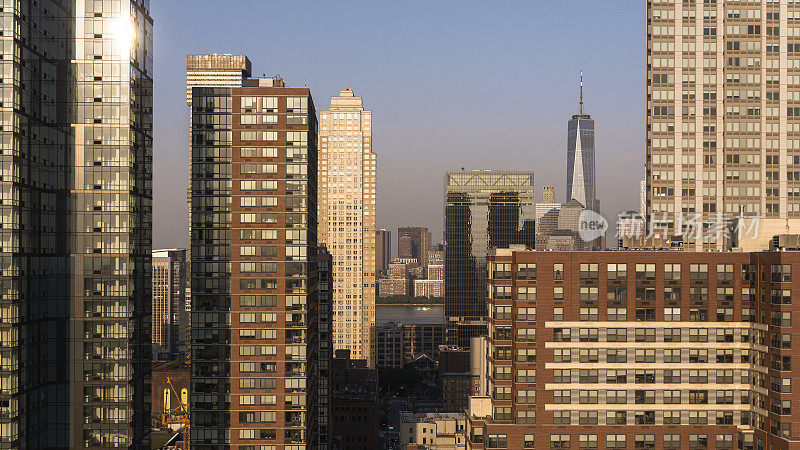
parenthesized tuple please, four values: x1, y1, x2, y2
(579, 69, 584, 115)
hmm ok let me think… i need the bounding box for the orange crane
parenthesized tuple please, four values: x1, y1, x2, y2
(161, 376, 190, 450)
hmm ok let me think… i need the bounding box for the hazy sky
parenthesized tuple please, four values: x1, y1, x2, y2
(152, 0, 645, 249)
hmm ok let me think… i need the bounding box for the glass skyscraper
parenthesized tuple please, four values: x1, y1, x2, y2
(443, 170, 535, 347)
(566, 74, 597, 212)
(0, 0, 153, 447)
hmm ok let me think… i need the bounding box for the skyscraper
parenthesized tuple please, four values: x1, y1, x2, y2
(376, 229, 391, 276)
(398, 226, 432, 272)
(566, 71, 597, 212)
(0, 1, 153, 447)
(542, 185, 557, 204)
(152, 249, 189, 360)
(189, 72, 327, 448)
(444, 170, 535, 347)
(318, 89, 376, 365)
(646, 1, 800, 250)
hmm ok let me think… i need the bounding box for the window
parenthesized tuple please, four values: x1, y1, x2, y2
(664, 263, 681, 280)
(553, 286, 564, 302)
(516, 307, 536, 322)
(553, 307, 564, 321)
(715, 435, 733, 449)
(664, 328, 681, 342)
(516, 328, 536, 342)
(524, 434, 535, 448)
(635, 328, 656, 342)
(493, 365, 511, 380)
(607, 328, 627, 342)
(635, 263, 656, 280)
(516, 390, 536, 404)
(607, 307, 626, 321)
(688, 434, 707, 449)
(579, 434, 597, 449)
(634, 389, 655, 404)
(553, 349, 571, 363)
(772, 264, 792, 282)
(518, 411, 536, 425)
(717, 264, 734, 281)
(493, 386, 511, 401)
(664, 349, 681, 363)
(553, 411, 570, 425)
(690, 263, 708, 280)
(606, 370, 626, 383)
(606, 435, 626, 449)
(516, 263, 536, 280)
(772, 289, 792, 305)
(493, 306, 511, 320)
(579, 307, 598, 321)
(664, 369, 681, 383)
(516, 348, 536, 363)
(494, 286, 511, 300)
(606, 349, 627, 363)
(493, 263, 511, 279)
(578, 390, 598, 404)
(579, 328, 598, 342)
(607, 263, 627, 281)
(493, 407, 511, 421)
(579, 349, 598, 363)
(606, 390, 626, 404)
(487, 434, 507, 449)
(606, 411, 626, 425)
(553, 369, 570, 383)
(580, 263, 599, 281)
(635, 434, 655, 448)
(553, 390, 571, 404)
(517, 286, 536, 301)
(553, 328, 571, 342)
(471, 427, 484, 444)
(550, 435, 570, 449)
(579, 287, 599, 303)
(516, 369, 536, 383)
(553, 263, 564, 280)
(663, 435, 680, 449)
(664, 307, 681, 321)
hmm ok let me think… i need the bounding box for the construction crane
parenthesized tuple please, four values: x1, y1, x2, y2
(161, 376, 190, 450)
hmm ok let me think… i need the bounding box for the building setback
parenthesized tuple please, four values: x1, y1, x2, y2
(646, 1, 800, 250)
(189, 73, 328, 448)
(0, 1, 154, 447)
(398, 226, 432, 272)
(318, 89, 376, 365)
(466, 248, 800, 450)
(444, 170, 535, 348)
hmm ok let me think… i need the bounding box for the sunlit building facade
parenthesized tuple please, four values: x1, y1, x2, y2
(318, 89, 376, 365)
(0, 0, 154, 447)
(646, 0, 800, 250)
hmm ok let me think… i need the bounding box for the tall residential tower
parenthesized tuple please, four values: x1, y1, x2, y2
(0, 1, 154, 447)
(646, 1, 800, 250)
(189, 72, 328, 448)
(318, 89, 376, 365)
(152, 249, 189, 360)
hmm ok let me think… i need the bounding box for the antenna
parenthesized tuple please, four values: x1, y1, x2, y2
(579, 69, 584, 115)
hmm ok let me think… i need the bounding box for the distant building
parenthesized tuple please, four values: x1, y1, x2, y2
(399, 412, 467, 449)
(414, 279, 445, 298)
(380, 260, 412, 297)
(399, 227, 432, 273)
(152, 249, 189, 360)
(438, 346, 476, 412)
(444, 170, 535, 348)
(319, 88, 376, 364)
(376, 229, 392, 275)
(428, 242, 445, 264)
(375, 303, 445, 368)
(566, 71, 597, 212)
(616, 210, 646, 248)
(331, 350, 378, 449)
(428, 262, 444, 281)
(541, 184, 557, 204)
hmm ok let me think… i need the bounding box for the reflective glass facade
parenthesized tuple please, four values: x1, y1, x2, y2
(444, 171, 535, 347)
(0, 0, 153, 447)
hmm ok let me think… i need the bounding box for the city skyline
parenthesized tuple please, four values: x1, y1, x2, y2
(151, 1, 645, 248)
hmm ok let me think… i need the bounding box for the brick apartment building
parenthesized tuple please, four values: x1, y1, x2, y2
(466, 248, 800, 450)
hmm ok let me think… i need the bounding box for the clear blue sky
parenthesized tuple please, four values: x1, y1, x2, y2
(152, 0, 645, 249)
